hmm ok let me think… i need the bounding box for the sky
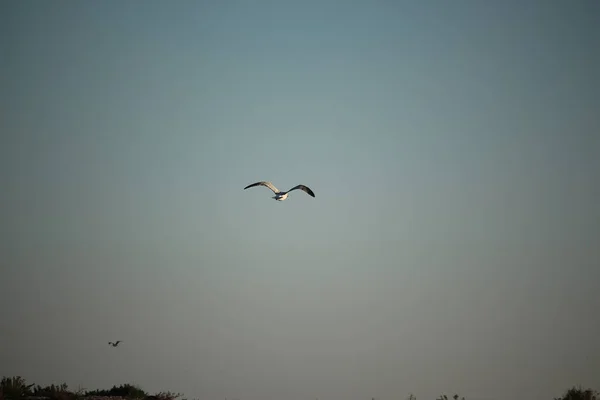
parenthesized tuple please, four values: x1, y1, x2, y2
(1, 1, 599, 400)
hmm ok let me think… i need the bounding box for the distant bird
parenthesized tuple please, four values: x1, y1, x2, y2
(244, 181, 315, 201)
(108, 341, 122, 347)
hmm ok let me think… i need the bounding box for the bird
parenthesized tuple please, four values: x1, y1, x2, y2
(244, 181, 315, 201)
(108, 341, 122, 347)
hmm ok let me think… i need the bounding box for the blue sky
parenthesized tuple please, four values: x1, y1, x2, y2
(1, 1, 599, 400)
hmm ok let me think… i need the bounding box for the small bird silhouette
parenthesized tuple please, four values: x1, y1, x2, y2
(108, 341, 122, 347)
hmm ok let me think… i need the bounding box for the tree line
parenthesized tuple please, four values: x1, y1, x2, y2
(1, 376, 597, 400)
(0, 377, 181, 400)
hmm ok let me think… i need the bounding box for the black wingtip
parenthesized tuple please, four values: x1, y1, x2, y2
(304, 186, 315, 197)
(244, 182, 259, 190)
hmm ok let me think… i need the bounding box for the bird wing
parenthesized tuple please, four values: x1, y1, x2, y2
(288, 185, 315, 197)
(116, 341, 122, 344)
(244, 181, 280, 194)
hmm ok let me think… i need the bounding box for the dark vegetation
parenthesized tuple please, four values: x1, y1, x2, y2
(0, 377, 182, 400)
(1, 376, 597, 400)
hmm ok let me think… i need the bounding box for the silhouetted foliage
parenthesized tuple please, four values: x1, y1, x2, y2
(0, 377, 34, 399)
(85, 384, 146, 399)
(151, 392, 183, 400)
(2, 376, 597, 400)
(436, 395, 464, 400)
(1, 379, 181, 400)
(555, 386, 599, 400)
(31, 383, 86, 400)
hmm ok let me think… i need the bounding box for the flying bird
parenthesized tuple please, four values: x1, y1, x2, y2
(108, 341, 122, 347)
(244, 181, 315, 201)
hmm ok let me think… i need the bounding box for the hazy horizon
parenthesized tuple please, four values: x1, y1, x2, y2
(1, 1, 599, 400)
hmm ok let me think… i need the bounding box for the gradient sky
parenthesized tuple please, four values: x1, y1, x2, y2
(1, 1, 599, 400)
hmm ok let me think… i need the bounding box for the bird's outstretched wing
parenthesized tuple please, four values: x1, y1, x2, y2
(244, 181, 280, 194)
(288, 185, 315, 197)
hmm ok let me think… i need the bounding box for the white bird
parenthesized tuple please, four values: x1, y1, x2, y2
(244, 181, 315, 201)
